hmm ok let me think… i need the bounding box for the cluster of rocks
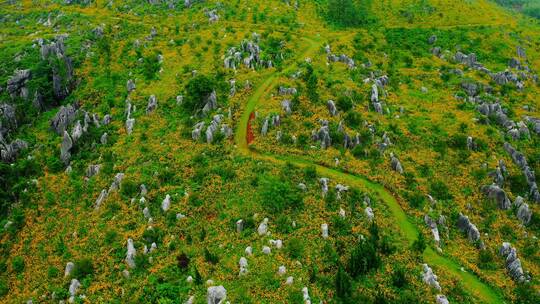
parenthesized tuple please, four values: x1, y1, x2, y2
(499, 242, 528, 282)
(504, 142, 540, 203)
(370, 76, 390, 114)
(38, 36, 75, 102)
(94, 173, 124, 209)
(260, 114, 280, 137)
(192, 114, 233, 143)
(523, 116, 540, 135)
(389, 153, 403, 174)
(475, 100, 530, 140)
(6, 69, 31, 100)
(481, 184, 512, 210)
(457, 213, 482, 247)
(424, 214, 447, 247)
(53, 104, 111, 165)
(0, 102, 29, 162)
(205, 9, 219, 23)
(324, 44, 355, 69)
(421, 264, 449, 304)
(513, 196, 532, 225)
(224, 33, 274, 70)
(311, 120, 360, 150)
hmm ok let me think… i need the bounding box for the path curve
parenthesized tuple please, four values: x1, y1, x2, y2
(234, 36, 505, 304)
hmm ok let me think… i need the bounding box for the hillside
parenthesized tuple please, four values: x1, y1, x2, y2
(0, 0, 539, 303)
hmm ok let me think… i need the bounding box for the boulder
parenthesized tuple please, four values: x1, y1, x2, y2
(127, 79, 136, 92)
(517, 203, 531, 225)
(7, 69, 31, 99)
(51, 105, 78, 135)
(64, 262, 75, 277)
(422, 264, 441, 291)
(126, 238, 137, 269)
(321, 223, 328, 238)
(146, 95, 158, 114)
(126, 118, 135, 135)
(60, 131, 73, 165)
(207, 285, 227, 304)
(390, 153, 403, 174)
(482, 184, 511, 209)
(86, 164, 101, 178)
(327, 100, 337, 116)
(161, 194, 171, 212)
(1, 138, 28, 163)
(258, 218, 269, 236)
(95, 189, 107, 209)
(239, 257, 248, 276)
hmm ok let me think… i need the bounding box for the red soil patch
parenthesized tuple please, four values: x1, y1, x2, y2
(247, 112, 255, 144)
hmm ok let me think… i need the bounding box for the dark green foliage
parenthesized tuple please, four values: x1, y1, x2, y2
(259, 175, 303, 213)
(11, 256, 24, 273)
(478, 248, 497, 270)
(336, 96, 353, 112)
(326, 0, 374, 27)
(176, 253, 190, 271)
(335, 265, 353, 301)
(304, 165, 317, 179)
(141, 52, 161, 80)
(0, 279, 8, 297)
(391, 266, 408, 288)
(183, 75, 216, 114)
(411, 232, 427, 254)
(514, 282, 540, 304)
(347, 239, 380, 278)
(203, 248, 219, 264)
(429, 180, 453, 201)
(73, 258, 94, 278)
(287, 238, 305, 260)
(304, 65, 319, 103)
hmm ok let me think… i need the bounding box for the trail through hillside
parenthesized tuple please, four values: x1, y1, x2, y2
(234, 36, 506, 304)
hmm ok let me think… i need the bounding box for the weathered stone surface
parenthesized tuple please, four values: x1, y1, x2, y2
(60, 131, 73, 165)
(126, 118, 135, 135)
(239, 257, 248, 276)
(162, 194, 171, 212)
(127, 79, 136, 92)
(207, 285, 226, 304)
(390, 153, 403, 174)
(146, 95, 158, 114)
(86, 164, 100, 178)
(327, 100, 337, 116)
(51, 105, 78, 135)
(95, 189, 107, 209)
(1, 138, 28, 163)
(422, 264, 441, 291)
(517, 203, 531, 225)
(258, 218, 269, 236)
(482, 184, 512, 210)
(126, 238, 137, 269)
(7, 69, 31, 99)
(321, 223, 328, 238)
(64, 262, 75, 277)
(499, 242, 527, 282)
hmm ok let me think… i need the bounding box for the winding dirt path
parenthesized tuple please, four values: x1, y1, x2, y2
(234, 37, 505, 303)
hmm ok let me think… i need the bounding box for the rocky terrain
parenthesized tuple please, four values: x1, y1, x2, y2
(0, 0, 539, 303)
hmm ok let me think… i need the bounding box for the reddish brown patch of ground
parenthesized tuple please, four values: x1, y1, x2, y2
(247, 112, 255, 144)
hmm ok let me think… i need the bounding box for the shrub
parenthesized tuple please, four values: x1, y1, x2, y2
(203, 248, 219, 265)
(326, 0, 374, 27)
(73, 258, 94, 278)
(391, 266, 408, 288)
(176, 253, 190, 271)
(259, 175, 303, 213)
(11, 256, 24, 273)
(411, 233, 426, 254)
(183, 75, 216, 114)
(287, 238, 305, 260)
(478, 248, 497, 270)
(336, 96, 353, 112)
(429, 180, 453, 201)
(335, 265, 353, 300)
(347, 239, 380, 278)
(0, 280, 8, 297)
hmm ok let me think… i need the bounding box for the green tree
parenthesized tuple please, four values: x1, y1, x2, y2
(411, 232, 427, 254)
(335, 265, 353, 301)
(327, 0, 372, 27)
(183, 75, 216, 114)
(347, 239, 380, 278)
